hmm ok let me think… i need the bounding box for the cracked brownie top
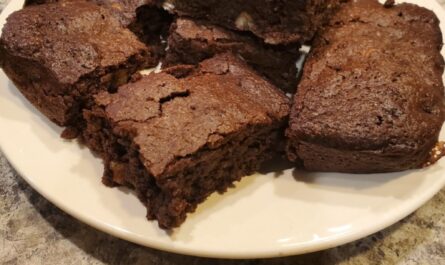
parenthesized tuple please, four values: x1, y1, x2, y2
(92, 53, 290, 177)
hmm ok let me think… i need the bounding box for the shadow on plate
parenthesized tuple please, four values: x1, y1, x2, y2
(269, 166, 442, 210)
(258, 153, 295, 177)
(0, 80, 67, 152)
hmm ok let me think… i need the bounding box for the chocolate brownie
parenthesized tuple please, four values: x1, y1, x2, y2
(286, 0, 445, 173)
(0, 1, 157, 135)
(159, 0, 340, 45)
(82, 53, 290, 229)
(164, 18, 300, 92)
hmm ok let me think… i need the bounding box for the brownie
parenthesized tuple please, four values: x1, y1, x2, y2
(164, 18, 300, 93)
(82, 53, 290, 229)
(158, 0, 340, 45)
(0, 1, 157, 135)
(286, 0, 445, 173)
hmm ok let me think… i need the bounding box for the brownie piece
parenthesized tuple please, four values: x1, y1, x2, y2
(164, 18, 300, 93)
(82, 53, 290, 229)
(159, 0, 340, 45)
(0, 1, 156, 133)
(286, 0, 445, 173)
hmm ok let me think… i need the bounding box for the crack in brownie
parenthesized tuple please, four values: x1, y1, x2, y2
(0, 1, 158, 137)
(82, 53, 290, 229)
(164, 18, 301, 93)
(286, 0, 445, 173)
(158, 0, 340, 45)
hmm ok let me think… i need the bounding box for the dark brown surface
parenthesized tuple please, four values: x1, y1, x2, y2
(164, 18, 300, 92)
(82, 0, 174, 53)
(0, 0, 155, 131)
(89, 0, 157, 27)
(23, 0, 57, 4)
(286, 0, 445, 173)
(23, 0, 173, 48)
(24, 0, 156, 27)
(82, 53, 290, 229)
(159, 0, 340, 45)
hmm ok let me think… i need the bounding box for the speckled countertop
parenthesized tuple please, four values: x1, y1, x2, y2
(2, 1, 445, 264)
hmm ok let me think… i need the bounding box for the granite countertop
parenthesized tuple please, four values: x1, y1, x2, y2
(2, 1, 445, 264)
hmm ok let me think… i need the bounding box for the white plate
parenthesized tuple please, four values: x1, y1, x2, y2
(1, 0, 445, 259)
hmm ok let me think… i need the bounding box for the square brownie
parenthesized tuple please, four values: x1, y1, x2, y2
(82, 53, 290, 229)
(164, 18, 301, 93)
(0, 1, 158, 135)
(159, 0, 340, 45)
(286, 0, 445, 173)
